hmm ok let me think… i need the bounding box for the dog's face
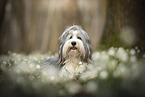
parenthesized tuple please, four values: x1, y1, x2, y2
(62, 30, 85, 59)
(58, 25, 92, 65)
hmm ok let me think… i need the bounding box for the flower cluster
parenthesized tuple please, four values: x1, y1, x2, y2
(0, 47, 144, 97)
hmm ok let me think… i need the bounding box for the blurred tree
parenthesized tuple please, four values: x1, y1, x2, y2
(0, 0, 107, 54)
(0, 0, 144, 54)
(101, 0, 145, 54)
(0, 0, 7, 28)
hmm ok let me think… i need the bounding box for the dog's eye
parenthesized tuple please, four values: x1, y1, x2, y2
(69, 36, 72, 39)
(77, 36, 82, 40)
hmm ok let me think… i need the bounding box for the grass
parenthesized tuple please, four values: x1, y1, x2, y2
(0, 47, 145, 97)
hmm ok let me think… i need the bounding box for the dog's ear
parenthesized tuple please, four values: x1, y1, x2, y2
(58, 31, 68, 66)
(86, 40, 93, 63)
(57, 43, 64, 66)
(80, 28, 93, 63)
(58, 26, 74, 63)
(58, 34, 65, 65)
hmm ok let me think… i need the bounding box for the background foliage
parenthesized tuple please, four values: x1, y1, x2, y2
(0, 0, 145, 54)
(0, 0, 145, 97)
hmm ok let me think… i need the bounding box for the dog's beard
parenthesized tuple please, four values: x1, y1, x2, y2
(62, 39, 85, 61)
(60, 38, 87, 78)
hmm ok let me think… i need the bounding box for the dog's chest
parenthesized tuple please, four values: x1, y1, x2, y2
(59, 59, 87, 78)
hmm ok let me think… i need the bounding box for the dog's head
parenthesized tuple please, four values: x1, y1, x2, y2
(58, 25, 92, 65)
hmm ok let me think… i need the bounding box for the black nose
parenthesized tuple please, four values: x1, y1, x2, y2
(71, 41, 76, 46)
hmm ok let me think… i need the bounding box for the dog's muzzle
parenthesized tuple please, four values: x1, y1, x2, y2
(70, 41, 77, 50)
(71, 41, 76, 46)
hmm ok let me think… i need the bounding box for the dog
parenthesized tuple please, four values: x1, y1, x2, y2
(36, 25, 92, 77)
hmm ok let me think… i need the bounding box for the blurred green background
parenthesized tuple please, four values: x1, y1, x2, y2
(0, 0, 145, 54)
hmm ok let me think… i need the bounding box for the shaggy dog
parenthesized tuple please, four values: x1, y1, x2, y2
(37, 25, 92, 76)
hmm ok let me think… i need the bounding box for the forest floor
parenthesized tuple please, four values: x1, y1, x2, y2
(0, 47, 145, 97)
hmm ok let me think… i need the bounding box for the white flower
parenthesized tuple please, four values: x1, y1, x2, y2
(85, 81, 98, 93)
(3, 61, 6, 65)
(76, 65, 86, 73)
(100, 71, 108, 79)
(40, 66, 59, 83)
(108, 60, 117, 71)
(66, 82, 81, 94)
(113, 64, 128, 77)
(92, 51, 100, 61)
(130, 49, 136, 55)
(108, 47, 115, 56)
(116, 48, 128, 62)
(130, 56, 137, 62)
(36, 64, 40, 69)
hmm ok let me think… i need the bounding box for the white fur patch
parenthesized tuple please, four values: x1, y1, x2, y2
(62, 30, 85, 59)
(59, 59, 87, 79)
